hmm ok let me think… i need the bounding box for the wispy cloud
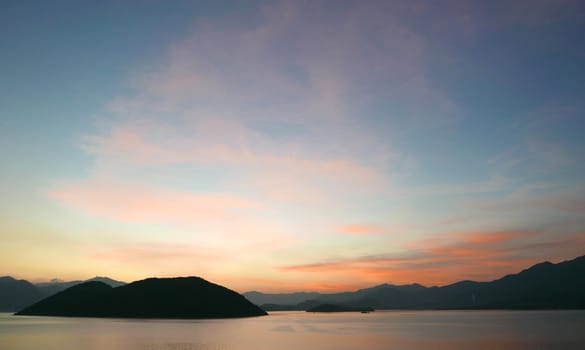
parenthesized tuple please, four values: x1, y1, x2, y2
(336, 223, 403, 236)
(280, 229, 585, 287)
(37, 0, 585, 290)
(91, 242, 217, 267)
(52, 1, 455, 223)
(50, 178, 256, 226)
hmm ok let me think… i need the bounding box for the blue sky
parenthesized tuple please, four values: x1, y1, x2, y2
(1, 0, 584, 292)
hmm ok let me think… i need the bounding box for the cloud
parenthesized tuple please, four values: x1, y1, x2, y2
(50, 178, 256, 226)
(50, 176, 296, 267)
(77, 120, 385, 207)
(336, 223, 403, 235)
(50, 1, 583, 291)
(91, 242, 217, 266)
(80, 0, 457, 165)
(280, 229, 585, 287)
(467, 189, 585, 218)
(403, 0, 585, 47)
(87, 241, 234, 281)
(55, 1, 460, 217)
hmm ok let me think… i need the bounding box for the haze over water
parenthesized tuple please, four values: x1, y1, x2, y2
(2, 311, 585, 350)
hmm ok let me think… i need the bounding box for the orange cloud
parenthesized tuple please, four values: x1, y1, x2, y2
(462, 231, 529, 245)
(279, 230, 585, 289)
(426, 231, 530, 259)
(50, 177, 298, 260)
(338, 224, 385, 235)
(91, 242, 220, 264)
(86, 242, 231, 283)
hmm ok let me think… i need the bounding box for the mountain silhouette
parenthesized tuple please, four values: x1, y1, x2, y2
(0, 276, 125, 312)
(6, 255, 585, 314)
(16, 276, 267, 319)
(248, 254, 585, 311)
(35, 276, 126, 297)
(0, 277, 42, 312)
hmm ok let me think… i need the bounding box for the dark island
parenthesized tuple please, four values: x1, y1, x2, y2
(306, 303, 374, 313)
(16, 276, 267, 319)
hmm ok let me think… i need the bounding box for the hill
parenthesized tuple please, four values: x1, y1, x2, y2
(35, 276, 125, 296)
(0, 277, 42, 312)
(16, 276, 267, 319)
(0, 276, 125, 311)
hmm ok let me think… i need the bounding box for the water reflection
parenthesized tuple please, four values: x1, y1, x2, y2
(1, 310, 584, 350)
(144, 343, 224, 350)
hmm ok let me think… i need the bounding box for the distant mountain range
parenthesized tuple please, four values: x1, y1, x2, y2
(16, 277, 266, 319)
(0, 276, 125, 311)
(244, 254, 585, 311)
(0, 277, 41, 312)
(3, 254, 584, 314)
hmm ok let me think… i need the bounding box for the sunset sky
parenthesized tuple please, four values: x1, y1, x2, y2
(1, 0, 584, 292)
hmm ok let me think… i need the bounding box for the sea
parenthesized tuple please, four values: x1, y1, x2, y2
(1, 310, 584, 350)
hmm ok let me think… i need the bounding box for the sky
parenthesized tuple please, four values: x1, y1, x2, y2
(1, 0, 584, 293)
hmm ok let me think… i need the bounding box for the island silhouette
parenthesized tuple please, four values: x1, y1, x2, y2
(16, 277, 266, 319)
(306, 303, 375, 313)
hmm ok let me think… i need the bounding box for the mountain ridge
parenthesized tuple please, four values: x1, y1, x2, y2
(3, 254, 584, 313)
(0, 277, 42, 312)
(0, 276, 125, 312)
(245, 254, 585, 311)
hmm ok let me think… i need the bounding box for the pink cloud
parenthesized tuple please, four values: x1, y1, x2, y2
(91, 242, 218, 265)
(50, 176, 297, 263)
(79, 118, 386, 205)
(44, 2, 474, 289)
(337, 224, 393, 235)
(50, 179, 256, 226)
(77, 0, 455, 178)
(87, 242, 235, 282)
(59, 2, 470, 222)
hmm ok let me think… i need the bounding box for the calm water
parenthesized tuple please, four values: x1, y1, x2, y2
(1, 310, 585, 350)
